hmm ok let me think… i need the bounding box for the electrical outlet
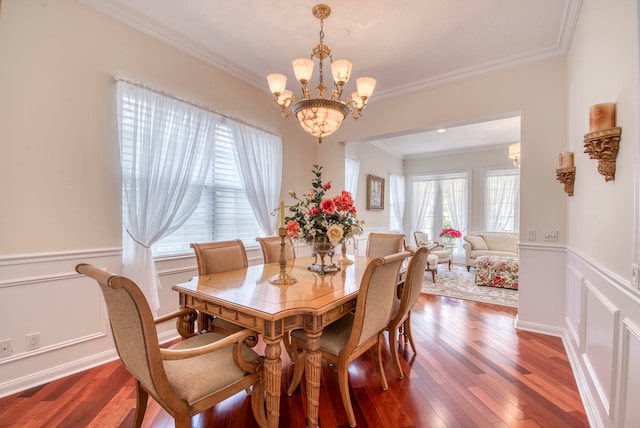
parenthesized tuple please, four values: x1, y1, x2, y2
(527, 229, 536, 241)
(632, 264, 640, 289)
(0, 339, 13, 357)
(27, 333, 40, 351)
(543, 230, 558, 241)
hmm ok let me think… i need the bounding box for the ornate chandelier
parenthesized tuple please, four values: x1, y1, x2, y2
(266, 4, 376, 143)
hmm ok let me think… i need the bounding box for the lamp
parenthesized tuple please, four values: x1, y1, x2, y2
(508, 143, 521, 167)
(266, 4, 376, 143)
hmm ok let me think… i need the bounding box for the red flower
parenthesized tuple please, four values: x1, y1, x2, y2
(333, 190, 355, 213)
(285, 220, 300, 239)
(325, 183, 331, 190)
(310, 206, 319, 215)
(320, 199, 335, 214)
(440, 228, 462, 238)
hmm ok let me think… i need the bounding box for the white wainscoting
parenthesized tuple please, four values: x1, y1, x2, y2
(0, 241, 306, 398)
(0, 247, 224, 398)
(562, 250, 640, 428)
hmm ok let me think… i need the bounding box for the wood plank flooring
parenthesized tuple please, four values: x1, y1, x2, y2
(0, 294, 589, 427)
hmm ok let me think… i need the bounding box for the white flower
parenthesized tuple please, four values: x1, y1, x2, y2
(326, 224, 344, 244)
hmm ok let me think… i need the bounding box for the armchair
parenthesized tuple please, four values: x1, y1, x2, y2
(414, 231, 452, 270)
(75, 263, 266, 428)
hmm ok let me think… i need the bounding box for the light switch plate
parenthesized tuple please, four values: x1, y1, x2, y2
(543, 230, 558, 241)
(527, 229, 536, 241)
(632, 264, 640, 289)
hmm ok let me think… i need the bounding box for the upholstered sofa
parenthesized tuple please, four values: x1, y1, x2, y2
(462, 231, 519, 271)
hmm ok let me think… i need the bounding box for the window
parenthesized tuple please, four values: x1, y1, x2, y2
(408, 172, 468, 257)
(152, 124, 264, 256)
(120, 88, 264, 258)
(485, 169, 520, 232)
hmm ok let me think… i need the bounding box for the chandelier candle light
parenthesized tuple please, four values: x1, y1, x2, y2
(266, 4, 376, 143)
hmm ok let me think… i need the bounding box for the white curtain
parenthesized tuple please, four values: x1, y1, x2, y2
(486, 174, 520, 231)
(440, 178, 468, 256)
(230, 120, 283, 235)
(117, 81, 219, 313)
(389, 174, 405, 234)
(345, 157, 360, 200)
(440, 178, 467, 234)
(409, 179, 436, 244)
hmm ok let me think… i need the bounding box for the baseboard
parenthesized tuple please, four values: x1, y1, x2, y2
(561, 330, 604, 428)
(513, 315, 564, 337)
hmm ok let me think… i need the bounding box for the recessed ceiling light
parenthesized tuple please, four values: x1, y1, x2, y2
(437, 128, 446, 133)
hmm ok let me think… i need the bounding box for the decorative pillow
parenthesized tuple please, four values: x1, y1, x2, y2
(464, 235, 488, 250)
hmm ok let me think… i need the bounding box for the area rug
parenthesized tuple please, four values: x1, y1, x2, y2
(421, 265, 519, 308)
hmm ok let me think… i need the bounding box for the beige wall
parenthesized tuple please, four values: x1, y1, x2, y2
(344, 142, 403, 230)
(0, 0, 313, 256)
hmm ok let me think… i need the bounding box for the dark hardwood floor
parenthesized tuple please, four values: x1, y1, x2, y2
(0, 294, 589, 427)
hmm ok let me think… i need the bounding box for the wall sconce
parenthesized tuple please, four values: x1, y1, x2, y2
(556, 152, 575, 196)
(584, 103, 621, 182)
(508, 143, 521, 167)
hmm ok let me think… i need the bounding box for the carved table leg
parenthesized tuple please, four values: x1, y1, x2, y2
(305, 330, 322, 428)
(263, 337, 282, 428)
(176, 310, 197, 338)
(196, 312, 213, 333)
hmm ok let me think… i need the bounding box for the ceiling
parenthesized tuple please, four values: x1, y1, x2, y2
(83, 0, 581, 157)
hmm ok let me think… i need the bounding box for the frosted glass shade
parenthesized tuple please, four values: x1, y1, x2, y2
(267, 73, 287, 95)
(331, 59, 352, 85)
(351, 92, 365, 110)
(277, 89, 293, 108)
(356, 77, 376, 98)
(292, 99, 350, 141)
(292, 58, 314, 83)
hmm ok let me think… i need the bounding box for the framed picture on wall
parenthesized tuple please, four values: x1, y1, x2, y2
(367, 174, 385, 210)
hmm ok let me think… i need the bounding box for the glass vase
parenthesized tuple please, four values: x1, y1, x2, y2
(308, 241, 340, 274)
(337, 241, 354, 265)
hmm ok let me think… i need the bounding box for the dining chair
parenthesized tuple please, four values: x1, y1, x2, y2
(190, 240, 253, 339)
(365, 232, 406, 258)
(287, 251, 411, 427)
(255, 235, 295, 263)
(385, 246, 430, 379)
(75, 263, 267, 428)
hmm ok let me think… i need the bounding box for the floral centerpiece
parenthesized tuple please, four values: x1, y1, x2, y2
(439, 227, 462, 248)
(439, 228, 462, 240)
(285, 165, 364, 245)
(285, 165, 364, 272)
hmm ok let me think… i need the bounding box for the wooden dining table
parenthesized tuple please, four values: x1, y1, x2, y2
(173, 255, 373, 428)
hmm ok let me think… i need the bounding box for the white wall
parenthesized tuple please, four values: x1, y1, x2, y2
(563, 0, 640, 426)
